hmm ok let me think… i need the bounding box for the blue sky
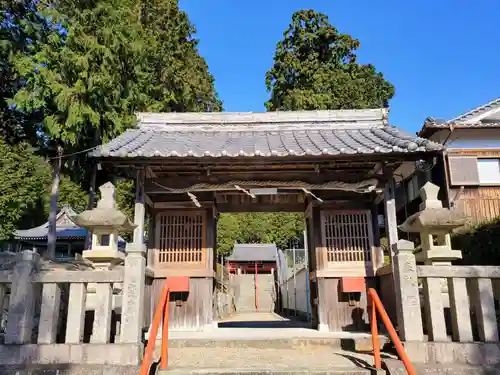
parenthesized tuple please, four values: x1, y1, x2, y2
(179, 0, 500, 134)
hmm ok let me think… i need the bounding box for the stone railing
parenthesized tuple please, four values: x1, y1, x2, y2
(0, 245, 146, 366)
(391, 239, 500, 365)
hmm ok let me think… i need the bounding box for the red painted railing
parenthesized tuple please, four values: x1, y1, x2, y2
(368, 288, 416, 375)
(140, 277, 189, 375)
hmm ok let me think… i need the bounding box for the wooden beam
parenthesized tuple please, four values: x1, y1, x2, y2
(154, 201, 214, 209)
(144, 193, 153, 208)
(146, 167, 157, 179)
(95, 152, 435, 167)
(145, 175, 381, 194)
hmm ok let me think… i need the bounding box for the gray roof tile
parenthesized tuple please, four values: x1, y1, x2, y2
(450, 98, 500, 123)
(418, 117, 500, 138)
(91, 110, 443, 158)
(227, 243, 278, 262)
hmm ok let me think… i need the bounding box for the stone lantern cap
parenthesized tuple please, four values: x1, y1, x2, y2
(72, 182, 136, 232)
(398, 182, 468, 233)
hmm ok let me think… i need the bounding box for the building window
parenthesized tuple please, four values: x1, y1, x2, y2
(477, 159, 500, 185)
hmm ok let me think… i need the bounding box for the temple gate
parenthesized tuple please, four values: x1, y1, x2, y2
(91, 109, 443, 332)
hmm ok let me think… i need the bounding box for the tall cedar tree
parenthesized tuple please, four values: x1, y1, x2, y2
(265, 10, 394, 111)
(138, 0, 222, 112)
(13, 0, 221, 186)
(0, 0, 47, 144)
(7, 0, 220, 243)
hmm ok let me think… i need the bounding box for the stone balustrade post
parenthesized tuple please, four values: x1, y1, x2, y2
(391, 239, 424, 342)
(5, 250, 39, 344)
(120, 243, 146, 344)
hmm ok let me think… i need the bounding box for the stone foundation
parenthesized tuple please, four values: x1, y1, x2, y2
(0, 343, 142, 366)
(405, 342, 500, 366)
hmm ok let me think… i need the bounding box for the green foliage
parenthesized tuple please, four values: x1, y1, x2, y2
(138, 0, 222, 112)
(0, 139, 50, 239)
(452, 218, 500, 265)
(216, 213, 305, 257)
(0, 0, 47, 144)
(56, 175, 89, 214)
(217, 214, 240, 257)
(115, 179, 135, 222)
(11, 0, 221, 163)
(115, 179, 135, 241)
(2, 0, 221, 238)
(265, 9, 394, 111)
(13, 0, 142, 152)
(0, 136, 92, 238)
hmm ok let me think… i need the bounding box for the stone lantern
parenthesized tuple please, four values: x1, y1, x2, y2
(398, 182, 468, 265)
(72, 182, 136, 269)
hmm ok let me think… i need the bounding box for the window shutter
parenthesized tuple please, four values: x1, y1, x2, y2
(448, 156, 479, 186)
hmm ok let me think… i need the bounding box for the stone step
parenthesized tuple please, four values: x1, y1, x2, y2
(0, 365, 141, 375)
(158, 347, 381, 374)
(383, 359, 500, 375)
(158, 368, 378, 374)
(166, 337, 386, 350)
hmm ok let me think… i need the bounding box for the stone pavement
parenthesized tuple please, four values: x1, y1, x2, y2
(168, 346, 379, 373)
(161, 311, 388, 374)
(169, 312, 386, 344)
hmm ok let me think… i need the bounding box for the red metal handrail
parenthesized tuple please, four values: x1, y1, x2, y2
(368, 288, 416, 375)
(140, 282, 170, 375)
(140, 277, 189, 375)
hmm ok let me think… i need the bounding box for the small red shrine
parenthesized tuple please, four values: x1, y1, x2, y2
(226, 243, 277, 274)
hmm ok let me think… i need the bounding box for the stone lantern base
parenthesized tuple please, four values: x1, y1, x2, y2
(82, 249, 125, 269)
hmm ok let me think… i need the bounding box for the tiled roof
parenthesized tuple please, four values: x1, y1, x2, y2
(450, 98, 500, 123)
(14, 206, 126, 245)
(91, 110, 443, 159)
(227, 243, 277, 262)
(418, 117, 500, 137)
(418, 98, 500, 137)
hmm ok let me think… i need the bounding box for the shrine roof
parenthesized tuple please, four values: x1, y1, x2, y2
(14, 206, 84, 240)
(227, 243, 277, 262)
(91, 109, 443, 159)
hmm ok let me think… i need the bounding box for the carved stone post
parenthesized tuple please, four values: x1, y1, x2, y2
(391, 240, 423, 342)
(5, 250, 39, 344)
(120, 243, 146, 345)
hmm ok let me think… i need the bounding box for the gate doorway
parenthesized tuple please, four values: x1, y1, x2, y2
(214, 211, 313, 330)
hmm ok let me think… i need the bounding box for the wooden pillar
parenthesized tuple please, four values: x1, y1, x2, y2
(383, 169, 398, 262)
(133, 169, 146, 246)
(311, 206, 325, 270)
(371, 203, 383, 268)
(205, 206, 215, 271)
(309, 204, 328, 331)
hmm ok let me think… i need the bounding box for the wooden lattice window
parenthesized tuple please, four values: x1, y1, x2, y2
(321, 210, 373, 263)
(155, 211, 206, 266)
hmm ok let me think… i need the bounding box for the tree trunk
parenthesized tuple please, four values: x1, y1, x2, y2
(84, 162, 97, 250)
(46, 146, 63, 260)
